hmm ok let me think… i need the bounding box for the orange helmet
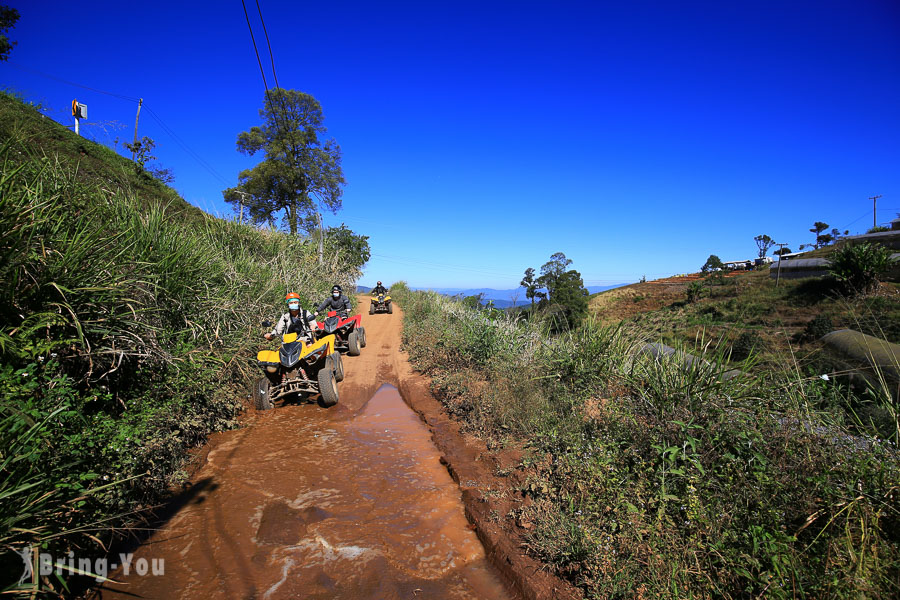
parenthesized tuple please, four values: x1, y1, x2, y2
(285, 292, 301, 304)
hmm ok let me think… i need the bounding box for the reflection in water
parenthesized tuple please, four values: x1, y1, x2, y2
(104, 384, 512, 600)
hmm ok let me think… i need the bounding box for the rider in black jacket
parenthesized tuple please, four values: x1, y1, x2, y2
(372, 281, 388, 296)
(315, 285, 352, 317)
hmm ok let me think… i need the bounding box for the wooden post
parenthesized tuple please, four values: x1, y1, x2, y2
(132, 98, 143, 162)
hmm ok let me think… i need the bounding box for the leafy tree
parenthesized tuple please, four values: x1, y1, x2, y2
(773, 246, 793, 256)
(223, 89, 345, 235)
(520, 267, 539, 306)
(461, 293, 485, 309)
(538, 252, 572, 302)
(808, 221, 829, 249)
(0, 5, 19, 62)
(701, 254, 723, 272)
(754, 234, 775, 258)
(548, 269, 589, 330)
(123, 136, 157, 172)
(323, 224, 370, 271)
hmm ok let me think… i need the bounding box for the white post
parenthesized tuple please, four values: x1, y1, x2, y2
(74, 116, 79, 136)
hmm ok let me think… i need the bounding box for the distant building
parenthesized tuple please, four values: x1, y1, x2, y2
(892, 217, 900, 231)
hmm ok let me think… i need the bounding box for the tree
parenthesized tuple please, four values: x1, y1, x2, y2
(538, 252, 572, 302)
(754, 234, 775, 258)
(323, 224, 370, 271)
(223, 89, 345, 235)
(773, 247, 793, 256)
(809, 221, 829, 249)
(0, 5, 19, 62)
(701, 254, 723, 272)
(548, 269, 589, 330)
(520, 267, 539, 306)
(123, 136, 157, 172)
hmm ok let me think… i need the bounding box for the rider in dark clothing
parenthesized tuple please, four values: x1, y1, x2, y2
(315, 285, 352, 317)
(372, 281, 388, 296)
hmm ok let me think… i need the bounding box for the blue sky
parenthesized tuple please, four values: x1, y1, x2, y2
(4, 1, 899, 288)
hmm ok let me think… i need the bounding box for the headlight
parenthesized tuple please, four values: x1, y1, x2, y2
(266, 366, 278, 373)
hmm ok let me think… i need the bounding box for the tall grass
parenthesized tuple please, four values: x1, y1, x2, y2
(0, 108, 361, 595)
(392, 284, 900, 599)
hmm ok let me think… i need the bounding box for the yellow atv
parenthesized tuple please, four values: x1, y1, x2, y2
(253, 332, 344, 410)
(369, 293, 392, 315)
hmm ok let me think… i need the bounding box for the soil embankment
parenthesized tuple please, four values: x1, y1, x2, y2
(93, 297, 575, 599)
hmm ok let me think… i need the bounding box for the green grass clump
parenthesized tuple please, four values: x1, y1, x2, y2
(392, 284, 900, 599)
(0, 94, 362, 596)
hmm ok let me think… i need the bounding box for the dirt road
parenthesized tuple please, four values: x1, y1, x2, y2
(94, 298, 515, 599)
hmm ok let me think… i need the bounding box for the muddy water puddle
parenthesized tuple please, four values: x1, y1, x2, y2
(103, 384, 511, 599)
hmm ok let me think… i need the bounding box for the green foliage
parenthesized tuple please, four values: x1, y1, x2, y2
(867, 226, 890, 234)
(0, 5, 19, 61)
(701, 254, 723, 272)
(828, 242, 896, 295)
(223, 88, 345, 235)
(730, 330, 761, 361)
(754, 234, 774, 258)
(520, 267, 540, 305)
(798, 314, 834, 343)
(0, 94, 360, 595)
(686, 280, 705, 303)
(395, 284, 900, 599)
(323, 224, 370, 271)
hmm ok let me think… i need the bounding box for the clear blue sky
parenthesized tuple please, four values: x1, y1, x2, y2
(4, 1, 899, 289)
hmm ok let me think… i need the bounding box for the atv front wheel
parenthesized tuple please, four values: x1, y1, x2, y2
(369, 303, 375, 315)
(387, 302, 393, 314)
(318, 368, 339, 407)
(253, 377, 273, 410)
(348, 330, 361, 356)
(358, 327, 367, 348)
(327, 351, 345, 382)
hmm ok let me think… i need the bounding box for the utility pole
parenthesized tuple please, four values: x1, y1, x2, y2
(317, 213, 324, 265)
(236, 191, 249, 224)
(132, 98, 143, 162)
(870, 195, 882, 229)
(774, 242, 787, 287)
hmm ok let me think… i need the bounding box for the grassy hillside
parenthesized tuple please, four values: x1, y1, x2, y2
(588, 266, 900, 372)
(392, 273, 900, 598)
(0, 91, 362, 595)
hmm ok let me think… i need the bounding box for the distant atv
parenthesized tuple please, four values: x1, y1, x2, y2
(316, 311, 367, 356)
(253, 330, 344, 410)
(369, 293, 392, 315)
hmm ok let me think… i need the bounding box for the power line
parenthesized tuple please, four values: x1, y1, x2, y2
(6, 62, 141, 103)
(255, 0, 281, 90)
(143, 106, 231, 187)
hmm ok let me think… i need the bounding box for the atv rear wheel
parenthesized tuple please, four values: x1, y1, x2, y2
(318, 367, 339, 407)
(358, 327, 367, 348)
(327, 351, 345, 382)
(387, 302, 393, 314)
(253, 377, 273, 410)
(348, 330, 361, 356)
(369, 303, 375, 315)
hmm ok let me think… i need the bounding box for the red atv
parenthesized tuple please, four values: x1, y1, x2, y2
(316, 311, 367, 356)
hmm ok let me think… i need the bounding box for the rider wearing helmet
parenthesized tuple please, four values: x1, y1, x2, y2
(265, 292, 318, 342)
(372, 281, 388, 296)
(315, 285, 352, 317)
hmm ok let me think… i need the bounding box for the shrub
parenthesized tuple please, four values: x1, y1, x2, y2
(828, 242, 896, 295)
(686, 280, 705, 303)
(730, 330, 761, 361)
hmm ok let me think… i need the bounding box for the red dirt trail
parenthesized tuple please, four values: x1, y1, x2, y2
(93, 297, 577, 600)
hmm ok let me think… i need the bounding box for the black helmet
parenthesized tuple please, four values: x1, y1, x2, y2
(332, 285, 342, 293)
(377, 281, 382, 285)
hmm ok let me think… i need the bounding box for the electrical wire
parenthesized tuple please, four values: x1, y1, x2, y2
(255, 0, 280, 90)
(143, 106, 231, 187)
(6, 62, 141, 103)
